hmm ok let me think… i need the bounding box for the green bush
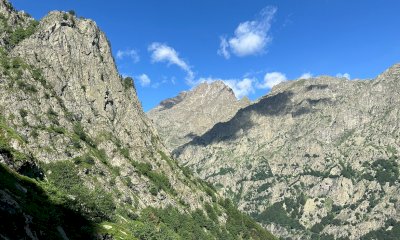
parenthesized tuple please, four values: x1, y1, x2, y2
(0, 164, 96, 239)
(43, 160, 116, 222)
(361, 219, 400, 240)
(132, 161, 175, 195)
(8, 20, 39, 48)
(372, 158, 399, 185)
(205, 203, 218, 222)
(123, 77, 134, 90)
(19, 109, 28, 118)
(17, 80, 37, 93)
(73, 123, 96, 147)
(253, 201, 304, 230)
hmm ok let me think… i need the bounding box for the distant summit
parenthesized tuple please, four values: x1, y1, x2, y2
(148, 81, 250, 150)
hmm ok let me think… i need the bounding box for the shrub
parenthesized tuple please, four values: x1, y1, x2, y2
(17, 80, 37, 93)
(132, 161, 175, 195)
(49, 125, 65, 134)
(73, 123, 96, 147)
(205, 203, 218, 222)
(19, 109, 28, 118)
(123, 77, 133, 90)
(372, 158, 399, 185)
(43, 160, 115, 221)
(8, 20, 39, 48)
(254, 202, 304, 230)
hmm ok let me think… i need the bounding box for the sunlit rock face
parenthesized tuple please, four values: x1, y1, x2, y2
(148, 80, 250, 151)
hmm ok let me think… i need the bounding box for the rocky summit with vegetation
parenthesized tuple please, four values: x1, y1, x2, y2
(153, 65, 400, 239)
(0, 0, 276, 239)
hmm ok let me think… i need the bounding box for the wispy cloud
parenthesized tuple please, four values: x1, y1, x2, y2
(299, 72, 313, 79)
(148, 43, 194, 83)
(116, 49, 140, 63)
(257, 72, 287, 89)
(218, 6, 277, 59)
(336, 73, 351, 79)
(198, 77, 255, 99)
(217, 37, 231, 59)
(137, 74, 151, 87)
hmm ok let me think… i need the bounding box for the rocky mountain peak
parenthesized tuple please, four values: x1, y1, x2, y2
(0, 1, 276, 239)
(172, 64, 400, 239)
(148, 81, 250, 150)
(0, 0, 36, 49)
(194, 80, 235, 96)
(375, 63, 400, 82)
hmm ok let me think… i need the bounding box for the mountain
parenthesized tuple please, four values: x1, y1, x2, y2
(148, 81, 250, 151)
(169, 66, 400, 239)
(0, 1, 275, 239)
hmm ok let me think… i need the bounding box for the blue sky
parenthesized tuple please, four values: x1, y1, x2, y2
(10, 0, 400, 111)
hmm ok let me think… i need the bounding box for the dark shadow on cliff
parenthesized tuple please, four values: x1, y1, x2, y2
(174, 91, 295, 152)
(0, 163, 100, 240)
(174, 90, 335, 155)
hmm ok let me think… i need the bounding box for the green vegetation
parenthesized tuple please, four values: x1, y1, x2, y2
(310, 213, 335, 234)
(253, 202, 304, 230)
(43, 160, 116, 222)
(361, 219, 400, 240)
(251, 163, 273, 181)
(371, 158, 399, 185)
(128, 203, 275, 240)
(0, 115, 29, 162)
(63, 13, 69, 21)
(361, 157, 399, 186)
(283, 194, 307, 220)
(0, 163, 96, 239)
(73, 122, 97, 147)
(17, 79, 38, 93)
(340, 161, 357, 179)
(18, 108, 28, 118)
(129, 201, 276, 240)
(132, 160, 176, 196)
(123, 76, 134, 90)
(0, 13, 39, 49)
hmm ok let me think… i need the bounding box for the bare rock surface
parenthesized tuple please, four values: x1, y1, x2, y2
(148, 81, 250, 150)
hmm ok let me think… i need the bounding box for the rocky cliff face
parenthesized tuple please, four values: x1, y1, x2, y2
(148, 81, 250, 150)
(0, 1, 274, 239)
(173, 65, 400, 239)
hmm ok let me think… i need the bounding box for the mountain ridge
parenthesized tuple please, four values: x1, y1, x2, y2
(157, 64, 400, 239)
(148, 80, 250, 151)
(0, 1, 275, 239)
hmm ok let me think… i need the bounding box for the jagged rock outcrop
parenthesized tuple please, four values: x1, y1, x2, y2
(148, 81, 250, 150)
(173, 65, 400, 239)
(0, 1, 275, 239)
(0, 0, 36, 48)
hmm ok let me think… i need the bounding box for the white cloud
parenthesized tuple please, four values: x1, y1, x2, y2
(218, 6, 277, 58)
(116, 49, 140, 63)
(299, 72, 313, 79)
(257, 72, 287, 89)
(137, 74, 151, 87)
(148, 43, 194, 83)
(217, 37, 230, 59)
(336, 73, 351, 80)
(198, 77, 255, 99)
